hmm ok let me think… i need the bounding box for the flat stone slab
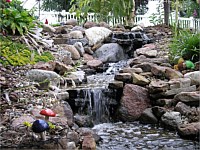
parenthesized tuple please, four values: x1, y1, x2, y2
(165, 85, 196, 96)
(108, 80, 124, 89)
(174, 91, 200, 106)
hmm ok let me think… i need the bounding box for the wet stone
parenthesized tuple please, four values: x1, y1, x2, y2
(114, 73, 132, 82)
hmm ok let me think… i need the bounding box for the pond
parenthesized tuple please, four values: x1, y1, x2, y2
(93, 122, 199, 150)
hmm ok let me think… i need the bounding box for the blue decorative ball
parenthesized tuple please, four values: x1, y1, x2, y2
(32, 119, 49, 133)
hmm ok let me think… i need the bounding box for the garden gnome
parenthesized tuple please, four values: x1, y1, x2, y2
(45, 19, 48, 24)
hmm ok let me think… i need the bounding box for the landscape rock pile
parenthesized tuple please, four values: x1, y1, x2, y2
(0, 20, 199, 149)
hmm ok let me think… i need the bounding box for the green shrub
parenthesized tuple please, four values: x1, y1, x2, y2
(0, 0, 36, 35)
(169, 29, 200, 64)
(0, 37, 54, 66)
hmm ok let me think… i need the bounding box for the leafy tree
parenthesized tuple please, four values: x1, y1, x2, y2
(42, 0, 72, 11)
(70, 0, 135, 26)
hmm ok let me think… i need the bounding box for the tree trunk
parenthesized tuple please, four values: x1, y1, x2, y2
(164, 0, 170, 25)
(127, 0, 135, 27)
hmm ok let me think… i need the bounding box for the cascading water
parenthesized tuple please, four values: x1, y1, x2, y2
(74, 87, 111, 124)
(67, 60, 127, 124)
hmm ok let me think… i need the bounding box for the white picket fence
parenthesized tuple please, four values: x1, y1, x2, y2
(37, 11, 200, 31)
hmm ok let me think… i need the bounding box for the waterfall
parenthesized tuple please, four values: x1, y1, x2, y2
(67, 60, 127, 124)
(74, 86, 111, 124)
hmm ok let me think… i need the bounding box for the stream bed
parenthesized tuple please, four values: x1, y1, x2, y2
(93, 122, 199, 150)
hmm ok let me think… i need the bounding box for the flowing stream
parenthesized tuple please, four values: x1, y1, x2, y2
(93, 122, 199, 150)
(70, 61, 199, 149)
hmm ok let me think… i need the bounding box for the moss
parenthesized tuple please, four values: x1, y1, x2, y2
(0, 37, 54, 66)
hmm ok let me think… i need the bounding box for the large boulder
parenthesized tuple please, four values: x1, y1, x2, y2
(85, 27, 112, 46)
(94, 43, 125, 63)
(26, 69, 61, 86)
(61, 44, 81, 60)
(118, 84, 151, 122)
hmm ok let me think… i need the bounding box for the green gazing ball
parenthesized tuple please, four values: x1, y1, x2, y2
(185, 60, 195, 69)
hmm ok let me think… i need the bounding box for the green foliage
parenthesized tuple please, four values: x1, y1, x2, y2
(0, 0, 36, 35)
(42, 0, 71, 12)
(179, 0, 200, 18)
(0, 37, 54, 66)
(70, 0, 135, 25)
(169, 29, 200, 64)
(149, 0, 164, 25)
(48, 122, 56, 129)
(24, 121, 32, 128)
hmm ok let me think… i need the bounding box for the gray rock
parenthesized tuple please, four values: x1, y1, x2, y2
(61, 44, 80, 60)
(84, 46, 94, 55)
(139, 108, 158, 124)
(94, 43, 125, 63)
(155, 99, 174, 107)
(67, 142, 77, 150)
(151, 65, 166, 78)
(151, 65, 183, 79)
(82, 135, 96, 150)
(54, 91, 69, 101)
(42, 24, 56, 33)
(161, 111, 182, 130)
(53, 38, 69, 45)
(54, 25, 72, 34)
(26, 69, 61, 86)
(67, 38, 89, 46)
(120, 67, 143, 74)
(136, 47, 157, 57)
(67, 131, 80, 145)
(131, 25, 143, 31)
(11, 115, 35, 130)
(52, 102, 74, 126)
(114, 73, 132, 82)
(152, 106, 167, 120)
(74, 114, 94, 127)
(175, 102, 191, 115)
(86, 59, 103, 69)
(85, 27, 112, 46)
(148, 79, 169, 94)
(65, 19, 78, 26)
(132, 62, 155, 72)
(164, 85, 196, 96)
(74, 42, 85, 56)
(169, 78, 191, 90)
(69, 30, 83, 39)
(108, 80, 124, 89)
(84, 21, 98, 29)
(55, 61, 73, 75)
(128, 55, 168, 66)
(174, 91, 200, 106)
(184, 71, 200, 85)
